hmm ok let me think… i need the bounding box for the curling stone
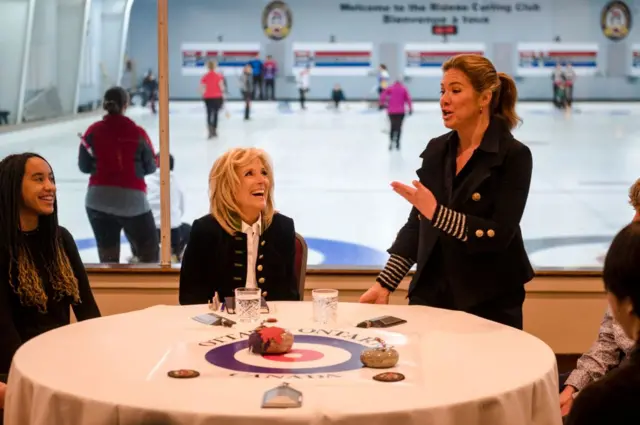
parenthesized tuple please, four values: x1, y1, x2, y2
(248, 325, 294, 354)
(360, 338, 399, 369)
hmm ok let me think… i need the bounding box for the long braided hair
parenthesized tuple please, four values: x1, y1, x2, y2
(0, 153, 80, 313)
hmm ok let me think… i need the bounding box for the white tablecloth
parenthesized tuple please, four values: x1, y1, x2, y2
(5, 302, 562, 425)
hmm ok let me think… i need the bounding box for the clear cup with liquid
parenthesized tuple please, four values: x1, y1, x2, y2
(235, 287, 261, 323)
(312, 289, 338, 324)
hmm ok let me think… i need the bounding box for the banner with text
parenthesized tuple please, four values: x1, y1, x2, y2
(516, 43, 599, 77)
(181, 43, 261, 76)
(404, 43, 486, 76)
(338, 2, 543, 27)
(292, 42, 374, 76)
(630, 45, 640, 76)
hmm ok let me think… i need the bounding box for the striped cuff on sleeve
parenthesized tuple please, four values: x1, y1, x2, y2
(376, 254, 414, 292)
(432, 204, 468, 242)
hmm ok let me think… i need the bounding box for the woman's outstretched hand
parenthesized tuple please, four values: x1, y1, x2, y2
(391, 180, 437, 220)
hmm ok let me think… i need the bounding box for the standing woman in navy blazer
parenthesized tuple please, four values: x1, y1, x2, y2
(179, 148, 299, 304)
(360, 54, 534, 330)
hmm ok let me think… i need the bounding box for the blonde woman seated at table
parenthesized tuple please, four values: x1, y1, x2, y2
(179, 148, 299, 304)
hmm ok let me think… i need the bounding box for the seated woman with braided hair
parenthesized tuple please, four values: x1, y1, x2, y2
(0, 153, 101, 409)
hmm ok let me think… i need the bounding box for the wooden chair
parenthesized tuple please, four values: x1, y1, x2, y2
(294, 233, 308, 301)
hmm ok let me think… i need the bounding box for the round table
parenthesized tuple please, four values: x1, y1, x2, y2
(5, 302, 562, 425)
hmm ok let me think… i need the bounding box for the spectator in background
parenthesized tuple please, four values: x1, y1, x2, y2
(552, 63, 565, 109)
(564, 63, 576, 108)
(378, 64, 390, 97)
(122, 59, 137, 106)
(263, 55, 278, 100)
(331, 84, 346, 110)
(79, 87, 159, 264)
(141, 70, 158, 114)
(0, 110, 9, 126)
(200, 61, 225, 139)
(297, 65, 310, 110)
(379, 78, 413, 150)
(239, 64, 253, 121)
(144, 153, 191, 263)
(249, 54, 264, 100)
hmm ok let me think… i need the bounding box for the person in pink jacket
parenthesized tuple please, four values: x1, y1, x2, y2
(380, 79, 413, 150)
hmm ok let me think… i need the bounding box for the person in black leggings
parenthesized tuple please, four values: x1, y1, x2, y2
(389, 114, 406, 149)
(200, 61, 225, 138)
(79, 87, 159, 263)
(379, 79, 413, 150)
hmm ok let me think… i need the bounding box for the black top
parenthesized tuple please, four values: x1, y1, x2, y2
(389, 118, 534, 310)
(0, 226, 101, 376)
(179, 212, 300, 304)
(566, 344, 640, 425)
(413, 134, 482, 305)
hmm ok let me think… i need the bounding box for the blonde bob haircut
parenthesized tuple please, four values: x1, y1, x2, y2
(209, 148, 276, 235)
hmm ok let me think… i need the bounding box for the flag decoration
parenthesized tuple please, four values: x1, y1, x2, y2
(516, 43, 599, 76)
(403, 43, 486, 76)
(181, 43, 261, 76)
(292, 42, 373, 76)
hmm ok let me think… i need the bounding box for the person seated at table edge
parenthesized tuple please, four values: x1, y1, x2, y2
(565, 222, 640, 425)
(179, 147, 299, 304)
(0, 153, 101, 386)
(559, 178, 640, 417)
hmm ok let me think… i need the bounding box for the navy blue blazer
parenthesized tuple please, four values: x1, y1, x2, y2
(179, 212, 299, 304)
(389, 118, 535, 309)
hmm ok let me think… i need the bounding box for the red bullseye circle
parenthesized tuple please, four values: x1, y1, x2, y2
(262, 349, 325, 362)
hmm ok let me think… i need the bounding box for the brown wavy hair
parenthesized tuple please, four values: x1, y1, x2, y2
(208, 148, 276, 235)
(443, 54, 522, 130)
(630, 178, 640, 211)
(0, 153, 80, 313)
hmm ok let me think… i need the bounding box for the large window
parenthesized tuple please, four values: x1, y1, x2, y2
(0, 0, 636, 272)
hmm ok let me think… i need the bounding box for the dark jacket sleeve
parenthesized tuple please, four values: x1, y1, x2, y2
(59, 227, 101, 321)
(179, 218, 215, 305)
(280, 216, 299, 301)
(0, 264, 23, 376)
(78, 126, 96, 174)
(137, 127, 157, 176)
(431, 142, 533, 254)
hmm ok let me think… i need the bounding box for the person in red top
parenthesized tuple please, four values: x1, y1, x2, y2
(78, 87, 159, 264)
(200, 61, 225, 138)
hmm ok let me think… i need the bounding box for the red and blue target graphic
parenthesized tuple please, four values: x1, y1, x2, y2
(204, 335, 366, 374)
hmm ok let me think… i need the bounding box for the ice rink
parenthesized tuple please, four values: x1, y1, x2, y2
(1, 100, 637, 270)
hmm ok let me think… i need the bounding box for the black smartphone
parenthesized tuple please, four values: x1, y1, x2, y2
(357, 315, 407, 328)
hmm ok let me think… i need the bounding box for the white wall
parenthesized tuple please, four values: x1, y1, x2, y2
(0, 0, 32, 124)
(78, 0, 131, 106)
(78, 0, 103, 105)
(0, 0, 132, 125)
(27, 0, 57, 95)
(56, 0, 87, 114)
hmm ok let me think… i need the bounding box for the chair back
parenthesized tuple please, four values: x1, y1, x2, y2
(294, 233, 308, 301)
